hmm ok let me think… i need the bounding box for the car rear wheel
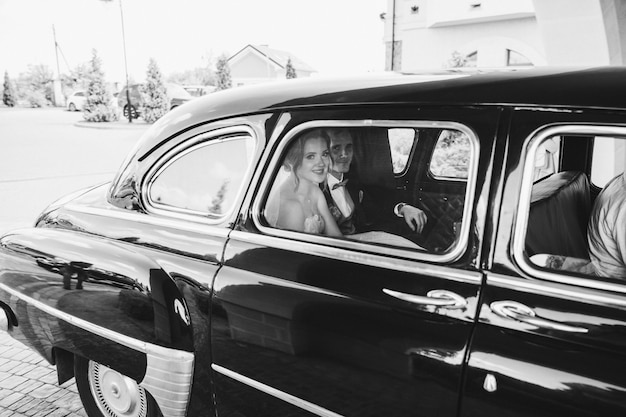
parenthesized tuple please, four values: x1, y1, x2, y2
(123, 105, 138, 120)
(69, 103, 77, 112)
(74, 355, 161, 417)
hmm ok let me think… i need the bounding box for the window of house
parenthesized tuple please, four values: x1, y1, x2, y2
(507, 49, 533, 67)
(147, 133, 256, 218)
(260, 122, 477, 260)
(465, 52, 477, 67)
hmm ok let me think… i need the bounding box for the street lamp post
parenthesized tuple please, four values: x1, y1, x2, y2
(102, 0, 133, 122)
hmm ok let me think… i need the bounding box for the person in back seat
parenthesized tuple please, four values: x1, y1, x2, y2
(588, 171, 626, 278)
(322, 128, 427, 235)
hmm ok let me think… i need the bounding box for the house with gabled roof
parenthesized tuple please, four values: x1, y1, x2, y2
(228, 44, 317, 87)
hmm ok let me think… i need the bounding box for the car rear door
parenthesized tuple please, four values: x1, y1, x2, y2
(211, 106, 501, 417)
(462, 109, 626, 416)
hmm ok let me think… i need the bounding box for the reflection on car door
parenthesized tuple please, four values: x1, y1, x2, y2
(210, 108, 501, 417)
(212, 244, 481, 417)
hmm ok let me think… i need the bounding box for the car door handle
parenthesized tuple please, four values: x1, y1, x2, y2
(383, 288, 467, 309)
(490, 301, 588, 333)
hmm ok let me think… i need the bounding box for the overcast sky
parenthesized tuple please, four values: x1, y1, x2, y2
(0, 0, 388, 83)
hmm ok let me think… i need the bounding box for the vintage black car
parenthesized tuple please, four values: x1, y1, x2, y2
(1, 67, 625, 417)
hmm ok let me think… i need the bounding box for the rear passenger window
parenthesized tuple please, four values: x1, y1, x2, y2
(430, 130, 471, 179)
(517, 127, 626, 283)
(388, 128, 416, 174)
(592, 137, 625, 187)
(259, 122, 478, 261)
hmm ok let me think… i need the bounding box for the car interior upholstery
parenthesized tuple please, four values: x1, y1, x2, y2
(526, 170, 591, 259)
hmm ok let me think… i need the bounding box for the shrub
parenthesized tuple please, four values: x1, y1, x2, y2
(23, 90, 48, 108)
(3, 71, 16, 107)
(83, 49, 118, 122)
(215, 55, 232, 91)
(140, 58, 169, 123)
(285, 58, 297, 79)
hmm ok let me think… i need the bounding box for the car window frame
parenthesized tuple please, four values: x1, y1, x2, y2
(141, 125, 258, 224)
(251, 119, 480, 265)
(513, 123, 626, 294)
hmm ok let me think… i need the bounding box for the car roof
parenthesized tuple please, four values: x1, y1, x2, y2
(108, 66, 626, 208)
(131, 66, 625, 155)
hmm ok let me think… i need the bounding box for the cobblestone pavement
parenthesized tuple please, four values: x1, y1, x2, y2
(0, 331, 86, 417)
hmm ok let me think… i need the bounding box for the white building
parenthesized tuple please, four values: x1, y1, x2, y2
(383, 0, 626, 71)
(228, 44, 316, 87)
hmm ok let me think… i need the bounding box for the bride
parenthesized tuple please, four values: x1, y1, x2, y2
(267, 129, 341, 236)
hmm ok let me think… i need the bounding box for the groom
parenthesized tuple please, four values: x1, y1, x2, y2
(322, 128, 427, 236)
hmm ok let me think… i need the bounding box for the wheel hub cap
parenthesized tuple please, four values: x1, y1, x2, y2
(88, 361, 148, 417)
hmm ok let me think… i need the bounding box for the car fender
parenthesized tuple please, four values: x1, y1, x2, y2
(0, 227, 194, 416)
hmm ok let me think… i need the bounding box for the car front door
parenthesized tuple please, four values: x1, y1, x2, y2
(462, 109, 626, 416)
(211, 107, 501, 417)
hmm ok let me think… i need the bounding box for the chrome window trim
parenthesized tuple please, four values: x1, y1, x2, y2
(0, 282, 194, 417)
(513, 124, 626, 294)
(251, 119, 480, 265)
(142, 125, 258, 225)
(212, 364, 344, 417)
(486, 273, 626, 309)
(228, 230, 483, 285)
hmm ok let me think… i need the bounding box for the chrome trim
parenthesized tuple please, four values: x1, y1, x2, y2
(141, 125, 259, 225)
(490, 300, 588, 333)
(228, 230, 483, 285)
(0, 283, 194, 417)
(512, 124, 626, 294)
(212, 364, 344, 417)
(0, 307, 8, 332)
(486, 273, 626, 309)
(65, 204, 231, 239)
(383, 288, 467, 309)
(250, 119, 480, 265)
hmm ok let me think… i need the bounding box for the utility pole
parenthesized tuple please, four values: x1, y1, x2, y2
(51, 25, 63, 107)
(52, 25, 61, 78)
(391, 0, 396, 71)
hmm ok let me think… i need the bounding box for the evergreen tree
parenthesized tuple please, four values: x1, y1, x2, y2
(83, 49, 118, 122)
(140, 58, 169, 123)
(215, 55, 232, 91)
(22, 64, 54, 106)
(209, 179, 230, 215)
(285, 58, 297, 79)
(3, 71, 16, 107)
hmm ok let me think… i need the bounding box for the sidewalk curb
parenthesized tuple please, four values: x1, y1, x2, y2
(74, 121, 150, 130)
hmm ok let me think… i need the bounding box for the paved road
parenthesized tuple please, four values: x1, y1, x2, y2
(0, 107, 148, 235)
(0, 107, 149, 416)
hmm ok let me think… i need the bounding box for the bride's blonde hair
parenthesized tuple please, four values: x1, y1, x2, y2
(283, 128, 330, 188)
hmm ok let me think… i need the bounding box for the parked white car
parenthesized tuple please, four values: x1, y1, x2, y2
(67, 90, 86, 111)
